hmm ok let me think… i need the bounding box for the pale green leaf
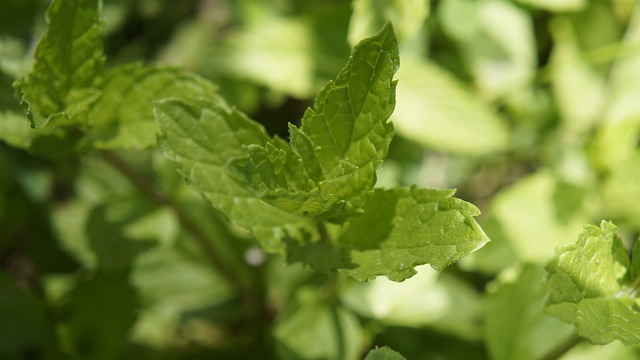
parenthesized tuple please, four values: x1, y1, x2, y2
(348, 0, 429, 47)
(590, 4, 640, 172)
(274, 294, 364, 360)
(561, 341, 640, 360)
(288, 187, 489, 281)
(545, 221, 640, 346)
(515, 0, 587, 12)
(491, 171, 592, 263)
(438, 0, 536, 99)
(15, 0, 104, 128)
(601, 153, 640, 225)
(484, 264, 574, 360)
(221, 17, 315, 98)
(365, 347, 407, 360)
(549, 17, 606, 133)
(392, 57, 509, 155)
(0, 111, 35, 149)
(86, 64, 218, 150)
(341, 265, 481, 337)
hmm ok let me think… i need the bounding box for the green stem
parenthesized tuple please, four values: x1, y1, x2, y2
(317, 221, 330, 243)
(540, 332, 584, 360)
(100, 150, 253, 301)
(628, 275, 640, 297)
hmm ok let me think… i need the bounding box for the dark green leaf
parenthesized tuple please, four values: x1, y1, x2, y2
(57, 271, 138, 360)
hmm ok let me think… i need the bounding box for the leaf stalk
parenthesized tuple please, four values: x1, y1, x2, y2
(540, 332, 584, 360)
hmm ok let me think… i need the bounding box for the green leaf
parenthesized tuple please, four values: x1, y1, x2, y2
(57, 271, 138, 359)
(491, 171, 592, 263)
(0, 273, 55, 358)
(341, 265, 481, 337)
(0, 111, 35, 149)
(274, 293, 364, 360)
(392, 57, 509, 155)
(288, 187, 489, 281)
(438, 0, 536, 99)
(560, 340, 640, 360)
(86, 196, 167, 272)
(365, 346, 407, 360)
(549, 17, 606, 133)
(514, 0, 587, 12)
(155, 96, 315, 253)
(545, 221, 640, 346)
(156, 25, 487, 281)
(294, 22, 397, 205)
(228, 23, 398, 220)
(221, 17, 316, 98)
(601, 153, 640, 226)
(15, 0, 104, 128)
(129, 240, 234, 348)
(85, 64, 218, 150)
(348, 0, 429, 47)
(484, 264, 574, 360)
(590, 4, 640, 172)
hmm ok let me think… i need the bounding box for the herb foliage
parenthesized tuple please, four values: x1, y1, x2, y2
(1, 0, 640, 359)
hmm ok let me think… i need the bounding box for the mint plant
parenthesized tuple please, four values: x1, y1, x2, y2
(2, 0, 640, 359)
(155, 23, 488, 281)
(545, 221, 640, 346)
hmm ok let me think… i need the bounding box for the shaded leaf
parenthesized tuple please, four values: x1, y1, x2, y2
(57, 271, 138, 360)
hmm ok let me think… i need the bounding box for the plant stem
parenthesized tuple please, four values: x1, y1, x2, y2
(540, 332, 584, 360)
(317, 221, 330, 243)
(628, 275, 640, 297)
(100, 150, 253, 300)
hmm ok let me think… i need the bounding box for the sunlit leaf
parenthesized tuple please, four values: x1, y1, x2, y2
(14, 0, 104, 128)
(545, 221, 640, 346)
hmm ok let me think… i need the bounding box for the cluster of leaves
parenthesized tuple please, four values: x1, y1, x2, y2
(1, 0, 640, 359)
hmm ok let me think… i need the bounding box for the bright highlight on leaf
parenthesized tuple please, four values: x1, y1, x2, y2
(544, 221, 640, 346)
(365, 346, 407, 360)
(156, 23, 489, 281)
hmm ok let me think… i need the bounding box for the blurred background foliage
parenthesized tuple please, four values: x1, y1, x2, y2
(2, 0, 640, 359)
